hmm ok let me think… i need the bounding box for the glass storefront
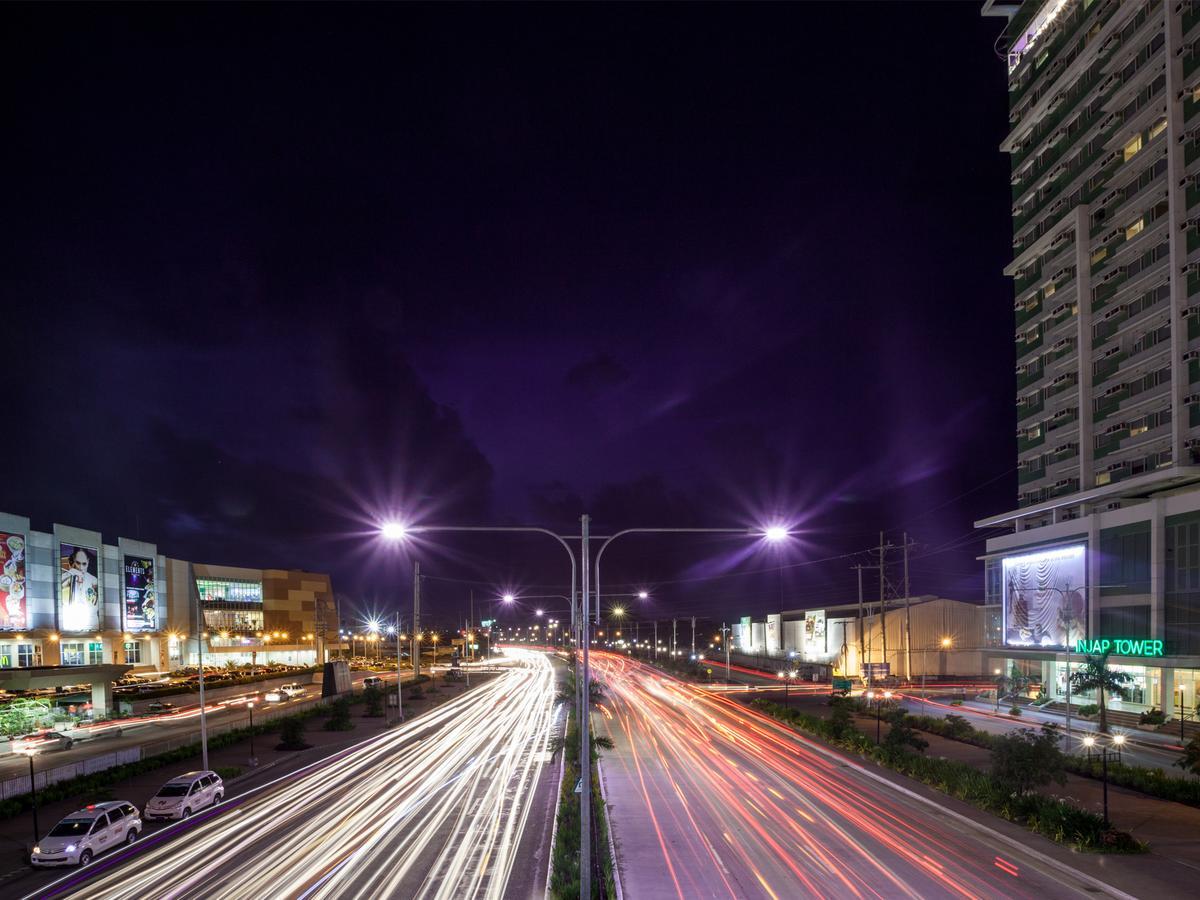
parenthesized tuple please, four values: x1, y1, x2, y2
(1046, 660, 1161, 710)
(0, 642, 40, 668)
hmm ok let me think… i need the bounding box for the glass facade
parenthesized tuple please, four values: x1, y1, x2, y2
(0, 642, 38, 668)
(203, 609, 264, 633)
(123, 640, 142, 664)
(197, 578, 263, 604)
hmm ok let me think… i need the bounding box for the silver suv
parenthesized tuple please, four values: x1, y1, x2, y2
(144, 771, 224, 821)
(31, 801, 141, 867)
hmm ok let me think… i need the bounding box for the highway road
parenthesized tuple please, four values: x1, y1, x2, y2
(592, 652, 1142, 900)
(0, 669, 403, 780)
(28, 649, 558, 900)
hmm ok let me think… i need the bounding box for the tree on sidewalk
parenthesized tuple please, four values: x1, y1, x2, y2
(1178, 734, 1200, 776)
(1069, 653, 1133, 734)
(991, 724, 1066, 794)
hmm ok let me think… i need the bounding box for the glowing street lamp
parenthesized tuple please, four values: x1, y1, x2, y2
(380, 521, 407, 541)
(637, 591, 649, 600)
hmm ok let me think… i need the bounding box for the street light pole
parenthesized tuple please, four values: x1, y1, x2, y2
(247, 701, 257, 767)
(579, 514, 592, 900)
(195, 584, 209, 772)
(24, 750, 39, 849)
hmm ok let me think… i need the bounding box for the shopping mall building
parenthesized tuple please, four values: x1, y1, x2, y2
(0, 510, 336, 674)
(978, 1, 1200, 721)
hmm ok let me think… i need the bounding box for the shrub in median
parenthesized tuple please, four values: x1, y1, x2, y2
(277, 716, 311, 750)
(324, 696, 355, 731)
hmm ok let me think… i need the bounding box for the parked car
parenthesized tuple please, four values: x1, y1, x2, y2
(279, 683, 306, 699)
(147, 701, 176, 713)
(31, 801, 141, 867)
(144, 771, 224, 821)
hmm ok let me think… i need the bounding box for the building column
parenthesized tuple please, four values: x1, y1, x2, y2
(90, 679, 113, 718)
(1088, 515, 1101, 639)
(1151, 497, 1167, 640)
(1165, 0, 1189, 464)
(1163, 666, 1176, 719)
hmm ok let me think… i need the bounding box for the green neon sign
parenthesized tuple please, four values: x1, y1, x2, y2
(1074, 637, 1163, 657)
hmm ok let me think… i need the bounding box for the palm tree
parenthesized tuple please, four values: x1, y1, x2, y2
(1069, 652, 1133, 734)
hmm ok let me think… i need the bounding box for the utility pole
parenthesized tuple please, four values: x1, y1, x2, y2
(879, 532, 888, 679)
(335, 594, 344, 659)
(672, 618, 677, 658)
(654, 621, 659, 660)
(903, 532, 913, 682)
(690, 616, 696, 655)
(721, 623, 731, 683)
(856, 565, 866, 684)
(412, 562, 421, 680)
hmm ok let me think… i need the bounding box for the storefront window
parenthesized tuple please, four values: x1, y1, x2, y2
(124, 641, 142, 664)
(17, 644, 35, 668)
(87, 642, 104, 665)
(197, 578, 263, 604)
(61, 642, 85, 666)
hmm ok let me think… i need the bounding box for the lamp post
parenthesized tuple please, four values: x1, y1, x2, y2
(247, 701, 257, 767)
(24, 749, 39, 849)
(386, 622, 405, 723)
(1082, 733, 1122, 825)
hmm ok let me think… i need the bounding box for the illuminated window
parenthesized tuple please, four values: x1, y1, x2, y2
(61, 642, 85, 666)
(123, 641, 142, 664)
(1149, 118, 1167, 141)
(197, 578, 263, 604)
(1091, 247, 1108, 265)
(1125, 218, 1144, 241)
(1123, 135, 1142, 162)
(1029, 426, 1042, 440)
(1193, 86, 1200, 104)
(1044, 281, 1056, 298)
(88, 642, 104, 665)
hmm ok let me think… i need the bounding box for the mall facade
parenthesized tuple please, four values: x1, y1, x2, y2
(978, 1, 1200, 720)
(0, 510, 336, 674)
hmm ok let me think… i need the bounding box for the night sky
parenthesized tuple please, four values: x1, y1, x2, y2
(4, 4, 1019, 624)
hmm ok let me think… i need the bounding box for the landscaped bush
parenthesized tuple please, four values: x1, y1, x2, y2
(1138, 708, 1166, 726)
(362, 685, 384, 717)
(1065, 754, 1200, 807)
(213, 766, 243, 781)
(277, 716, 311, 750)
(549, 708, 617, 899)
(324, 696, 354, 731)
(1077, 703, 1099, 718)
(1009, 705, 1023, 716)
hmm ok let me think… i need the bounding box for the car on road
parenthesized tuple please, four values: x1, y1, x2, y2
(263, 690, 285, 702)
(15, 729, 109, 752)
(31, 801, 142, 867)
(144, 771, 224, 821)
(279, 683, 306, 699)
(362, 675, 384, 688)
(147, 701, 177, 713)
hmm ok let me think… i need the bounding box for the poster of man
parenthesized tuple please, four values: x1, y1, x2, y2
(60, 542, 100, 632)
(123, 555, 157, 632)
(0, 532, 27, 630)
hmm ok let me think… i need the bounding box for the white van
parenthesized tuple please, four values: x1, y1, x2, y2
(144, 771, 224, 821)
(31, 801, 141, 867)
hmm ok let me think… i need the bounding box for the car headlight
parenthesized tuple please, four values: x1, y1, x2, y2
(32, 845, 40, 854)
(65, 844, 77, 853)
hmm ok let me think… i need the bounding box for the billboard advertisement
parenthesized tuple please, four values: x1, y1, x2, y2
(123, 555, 158, 633)
(0, 532, 27, 630)
(59, 542, 101, 633)
(1002, 544, 1086, 649)
(803, 610, 827, 658)
(766, 613, 781, 654)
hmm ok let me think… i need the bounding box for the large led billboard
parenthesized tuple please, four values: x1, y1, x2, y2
(59, 542, 101, 633)
(123, 555, 158, 633)
(1001, 544, 1086, 649)
(0, 532, 27, 630)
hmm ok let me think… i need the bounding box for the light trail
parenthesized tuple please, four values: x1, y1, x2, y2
(593, 652, 1106, 900)
(32, 649, 557, 900)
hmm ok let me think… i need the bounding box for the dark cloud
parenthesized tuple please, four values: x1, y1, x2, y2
(565, 353, 631, 393)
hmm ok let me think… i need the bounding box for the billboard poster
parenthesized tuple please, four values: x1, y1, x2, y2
(123, 555, 158, 633)
(766, 613, 781, 654)
(1002, 544, 1086, 649)
(0, 532, 27, 630)
(803, 610, 827, 657)
(59, 542, 101, 633)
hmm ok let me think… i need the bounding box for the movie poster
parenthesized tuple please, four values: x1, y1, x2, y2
(1002, 544, 1086, 649)
(0, 532, 27, 630)
(123, 555, 157, 633)
(804, 610, 827, 657)
(59, 542, 101, 632)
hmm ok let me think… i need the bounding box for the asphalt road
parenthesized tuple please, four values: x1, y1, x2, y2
(28, 649, 558, 900)
(592, 652, 1142, 900)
